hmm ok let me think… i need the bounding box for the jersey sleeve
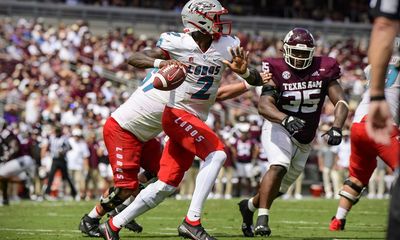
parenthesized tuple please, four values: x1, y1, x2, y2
(219, 36, 241, 61)
(261, 59, 279, 86)
(156, 32, 183, 59)
(326, 58, 341, 81)
(363, 64, 371, 81)
(232, 36, 241, 48)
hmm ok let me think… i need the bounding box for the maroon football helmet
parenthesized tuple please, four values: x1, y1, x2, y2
(283, 28, 315, 70)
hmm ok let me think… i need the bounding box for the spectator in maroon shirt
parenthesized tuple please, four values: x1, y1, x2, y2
(84, 132, 101, 199)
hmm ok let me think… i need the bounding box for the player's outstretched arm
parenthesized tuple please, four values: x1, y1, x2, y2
(128, 48, 183, 69)
(323, 80, 349, 145)
(327, 80, 348, 130)
(216, 72, 272, 101)
(216, 82, 249, 101)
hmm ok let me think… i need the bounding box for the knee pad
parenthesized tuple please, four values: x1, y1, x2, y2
(139, 180, 176, 208)
(339, 178, 365, 205)
(100, 187, 125, 212)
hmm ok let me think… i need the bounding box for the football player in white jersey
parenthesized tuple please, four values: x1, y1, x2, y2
(329, 39, 400, 231)
(79, 68, 169, 237)
(98, 0, 250, 239)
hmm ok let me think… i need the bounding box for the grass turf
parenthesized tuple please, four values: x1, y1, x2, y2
(0, 198, 388, 239)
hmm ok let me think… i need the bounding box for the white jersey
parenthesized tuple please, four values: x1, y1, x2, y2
(157, 32, 240, 121)
(353, 55, 400, 124)
(111, 69, 170, 142)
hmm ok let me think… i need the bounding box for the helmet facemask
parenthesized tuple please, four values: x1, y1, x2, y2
(283, 44, 315, 70)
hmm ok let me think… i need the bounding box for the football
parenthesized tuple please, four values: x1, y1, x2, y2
(153, 64, 187, 91)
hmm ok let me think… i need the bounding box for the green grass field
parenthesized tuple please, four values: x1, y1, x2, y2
(0, 198, 389, 240)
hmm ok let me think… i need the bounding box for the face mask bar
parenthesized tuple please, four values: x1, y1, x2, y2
(284, 44, 315, 70)
(197, 9, 232, 38)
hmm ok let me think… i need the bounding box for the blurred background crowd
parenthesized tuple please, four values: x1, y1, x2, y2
(0, 16, 394, 205)
(34, 0, 369, 23)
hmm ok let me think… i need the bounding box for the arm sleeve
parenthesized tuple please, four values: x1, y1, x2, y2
(260, 84, 280, 100)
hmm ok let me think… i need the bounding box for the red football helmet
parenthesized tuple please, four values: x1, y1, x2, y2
(283, 28, 315, 70)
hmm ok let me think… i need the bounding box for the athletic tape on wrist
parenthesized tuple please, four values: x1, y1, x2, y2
(153, 59, 164, 68)
(240, 68, 250, 78)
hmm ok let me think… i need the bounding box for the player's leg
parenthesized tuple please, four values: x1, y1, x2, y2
(322, 166, 333, 198)
(161, 107, 226, 240)
(0, 159, 25, 204)
(59, 159, 78, 199)
(330, 122, 377, 231)
(380, 126, 400, 239)
(257, 140, 309, 237)
(0, 156, 36, 204)
(214, 167, 226, 199)
(279, 142, 310, 195)
(43, 159, 59, 197)
(255, 123, 292, 237)
(376, 125, 400, 170)
(103, 139, 193, 238)
(240, 121, 293, 237)
(111, 138, 163, 233)
(0, 178, 8, 205)
(80, 117, 143, 237)
(139, 138, 162, 184)
(279, 144, 310, 201)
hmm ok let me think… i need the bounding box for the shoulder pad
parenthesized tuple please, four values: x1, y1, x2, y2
(322, 57, 341, 80)
(216, 36, 240, 61)
(156, 32, 184, 52)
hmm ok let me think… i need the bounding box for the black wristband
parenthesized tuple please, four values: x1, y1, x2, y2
(370, 95, 386, 101)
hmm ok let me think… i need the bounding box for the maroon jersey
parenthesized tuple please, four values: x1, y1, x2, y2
(233, 139, 255, 163)
(262, 56, 340, 144)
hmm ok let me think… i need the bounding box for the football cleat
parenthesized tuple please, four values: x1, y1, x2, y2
(79, 214, 101, 237)
(254, 215, 271, 237)
(98, 220, 120, 240)
(238, 199, 254, 237)
(177, 219, 217, 240)
(125, 219, 143, 233)
(329, 216, 346, 231)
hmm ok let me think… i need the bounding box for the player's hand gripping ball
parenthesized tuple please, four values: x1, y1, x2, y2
(153, 64, 187, 91)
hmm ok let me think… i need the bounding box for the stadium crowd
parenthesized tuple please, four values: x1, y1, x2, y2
(58, 0, 369, 23)
(0, 18, 394, 204)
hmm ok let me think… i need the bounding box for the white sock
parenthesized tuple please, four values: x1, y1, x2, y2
(187, 151, 226, 222)
(248, 198, 256, 212)
(112, 193, 150, 228)
(335, 207, 349, 220)
(88, 206, 102, 219)
(258, 208, 269, 216)
(112, 180, 175, 228)
(123, 196, 134, 205)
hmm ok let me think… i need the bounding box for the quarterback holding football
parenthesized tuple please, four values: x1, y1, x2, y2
(97, 0, 254, 240)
